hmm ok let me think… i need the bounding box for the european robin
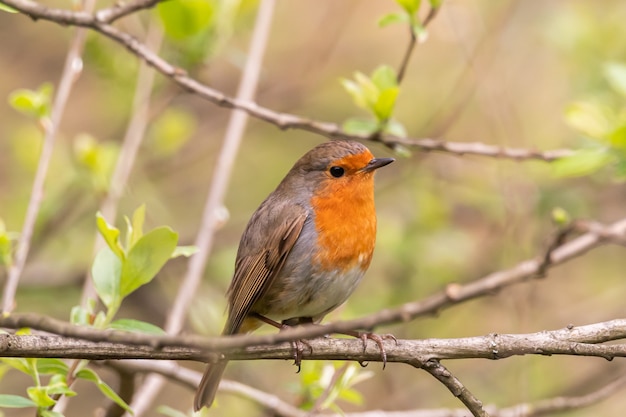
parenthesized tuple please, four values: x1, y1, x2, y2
(194, 140, 394, 410)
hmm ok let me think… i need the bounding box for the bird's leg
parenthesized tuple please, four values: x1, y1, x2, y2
(249, 313, 314, 372)
(338, 330, 397, 369)
(281, 317, 314, 372)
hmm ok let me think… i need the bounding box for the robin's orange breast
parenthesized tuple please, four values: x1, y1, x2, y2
(311, 161, 378, 272)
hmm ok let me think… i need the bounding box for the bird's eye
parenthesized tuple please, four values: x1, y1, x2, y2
(329, 166, 345, 178)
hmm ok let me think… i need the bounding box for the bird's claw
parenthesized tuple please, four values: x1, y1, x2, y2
(356, 332, 397, 370)
(291, 338, 313, 372)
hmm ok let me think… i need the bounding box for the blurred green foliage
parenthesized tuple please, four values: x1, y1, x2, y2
(553, 61, 626, 179)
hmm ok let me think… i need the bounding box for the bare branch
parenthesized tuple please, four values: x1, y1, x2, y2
(421, 360, 489, 417)
(0, 0, 575, 162)
(95, 0, 163, 23)
(3, 320, 626, 362)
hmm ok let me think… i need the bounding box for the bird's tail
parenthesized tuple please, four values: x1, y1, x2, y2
(194, 360, 228, 411)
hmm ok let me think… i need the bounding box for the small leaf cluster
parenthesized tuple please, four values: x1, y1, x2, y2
(298, 362, 373, 414)
(379, 0, 442, 41)
(8, 83, 53, 123)
(0, 329, 130, 415)
(0, 206, 196, 416)
(554, 61, 626, 180)
(341, 65, 406, 137)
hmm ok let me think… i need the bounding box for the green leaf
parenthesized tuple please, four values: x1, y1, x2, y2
(604, 62, 626, 98)
(47, 374, 77, 397)
(373, 87, 399, 121)
(354, 72, 379, 108)
(8, 83, 53, 119)
(371, 65, 398, 91)
(92, 247, 122, 309)
(0, 3, 18, 12)
(97, 380, 133, 413)
(109, 319, 166, 335)
(92, 311, 108, 329)
(70, 305, 90, 326)
(27, 386, 56, 407)
(157, 405, 189, 417)
(429, 0, 443, 8)
(36, 359, 69, 375)
(340, 78, 368, 110)
(342, 117, 379, 136)
(411, 21, 428, 41)
(384, 119, 408, 137)
(119, 227, 178, 298)
(551, 207, 571, 226)
(76, 368, 133, 413)
(552, 148, 613, 177)
(1, 358, 31, 375)
(40, 411, 65, 417)
(47, 385, 77, 397)
(158, 0, 214, 40)
(609, 124, 626, 150)
(73, 134, 118, 192)
(126, 204, 146, 250)
(96, 213, 126, 260)
(0, 394, 36, 407)
(76, 368, 99, 382)
(171, 245, 198, 258)
(0, 218, 13, 266)
(395, 0, 421, 14)
(564, 101, 611, 139)
(378, 12, 409, 27)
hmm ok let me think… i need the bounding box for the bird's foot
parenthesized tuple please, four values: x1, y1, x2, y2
(342, 330, 397, 369)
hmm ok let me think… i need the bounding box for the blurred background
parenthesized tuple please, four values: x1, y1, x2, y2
(1, 0, 626, 416)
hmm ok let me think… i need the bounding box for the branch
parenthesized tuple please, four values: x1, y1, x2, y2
(0, 0, 574, 162)
(2, 319, 626, 362)
(421, 360, 489, 417)
(95, 0, 163, 23)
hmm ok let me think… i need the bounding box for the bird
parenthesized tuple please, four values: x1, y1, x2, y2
(194, 140, 394, 411)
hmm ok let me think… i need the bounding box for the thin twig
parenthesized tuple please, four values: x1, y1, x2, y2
(95, 0, 163, 23)
(421, 360, 489, 417)
(0, 0, 575, 162)
(396, 5, 441, 84)
(396, 28, 416, 84)
(1, 0, 92, 314)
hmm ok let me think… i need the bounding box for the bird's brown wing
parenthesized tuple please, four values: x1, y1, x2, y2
(222, 209, 307, 335)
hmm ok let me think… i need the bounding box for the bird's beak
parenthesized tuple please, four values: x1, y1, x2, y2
(361, 157, 395, 173)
